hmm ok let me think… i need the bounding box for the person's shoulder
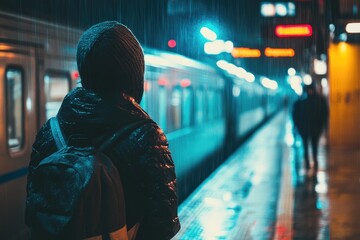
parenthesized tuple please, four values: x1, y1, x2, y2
(31, 119, 56, 166)
(138, 121, 168, 144)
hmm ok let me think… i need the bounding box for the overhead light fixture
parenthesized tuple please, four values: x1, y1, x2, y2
(345, 22, 360, 33)
(200, 27, 217, 41)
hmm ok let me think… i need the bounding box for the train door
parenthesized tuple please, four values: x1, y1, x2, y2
(0, 43, 36, 239)
(37, 56, 78, 126)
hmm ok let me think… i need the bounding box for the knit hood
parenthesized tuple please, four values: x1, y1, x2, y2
(77, 21, 145, 103)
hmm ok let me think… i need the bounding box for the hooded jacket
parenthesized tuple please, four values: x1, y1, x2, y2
(27, 87, 180, 240)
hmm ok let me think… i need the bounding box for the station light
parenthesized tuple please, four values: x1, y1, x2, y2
(261, 77, 278, 90)
(231, 47, 261, 58)
(261, 3, 276, 17)
(289, 75, 303, 95)
(275, 3, 287, 16)
(216, 60, 229, 70)
(168, 39, 177, 48)
(339, 33, 348, 42)
(204, 40, 226, 55)
(232, 85, 241, 97)
(321, 78, 328, 88)
(71, 70, 80, 80)
(200, 27, 217, 41)
(144, 80, 151, 92)
(287, 67, 296, 76)
(261, 2, 295, 17)
(180, 78, 191, 88)
(216, 59, 253, 81)
(345, 23, 360, 33)
(303, 74, 312, 85)
(264, 47, 295, 57)
(158, 77, 168, 86)
(313, 59, 327, 75)
(224, 41, 234, 53)
(244, 72, 255, 82)
(144, 54, 173, 68)
(275, 24, 312, 37)
(329, 24, 335, 32)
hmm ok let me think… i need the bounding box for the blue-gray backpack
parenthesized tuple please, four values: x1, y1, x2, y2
(25, 117, 150, 239)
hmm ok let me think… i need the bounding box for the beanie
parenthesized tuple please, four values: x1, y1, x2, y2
(76, 21, 144, 103)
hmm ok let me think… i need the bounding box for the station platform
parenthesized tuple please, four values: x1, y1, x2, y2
(172, 109, 360, 240)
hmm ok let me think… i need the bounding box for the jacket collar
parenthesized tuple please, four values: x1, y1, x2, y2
(57, 87, 149, 137)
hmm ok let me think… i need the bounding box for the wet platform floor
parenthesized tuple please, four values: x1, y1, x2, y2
(172, 109, 360, 239)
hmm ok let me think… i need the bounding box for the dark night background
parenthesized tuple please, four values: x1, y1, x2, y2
(0, 0, 345, 83)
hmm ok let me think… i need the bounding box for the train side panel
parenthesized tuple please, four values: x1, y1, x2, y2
(0, 43, 36, 240)
(143, 56, 226, 191)
(0, 11, 81, 239)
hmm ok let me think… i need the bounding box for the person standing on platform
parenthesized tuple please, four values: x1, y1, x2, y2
(27, 21, 180, 240)
(292, 83, 329, 171)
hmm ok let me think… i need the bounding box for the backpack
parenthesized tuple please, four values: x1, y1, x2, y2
(26, 117, 150, 240)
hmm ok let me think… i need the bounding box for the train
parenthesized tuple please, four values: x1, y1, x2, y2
(0, 11, 284, 240)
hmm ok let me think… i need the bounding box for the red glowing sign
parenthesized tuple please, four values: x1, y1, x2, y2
(168, 39, 177, 48)
(275, 24, 312, 37)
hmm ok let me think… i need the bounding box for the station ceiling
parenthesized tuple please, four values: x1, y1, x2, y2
(0, 0, 358, 83)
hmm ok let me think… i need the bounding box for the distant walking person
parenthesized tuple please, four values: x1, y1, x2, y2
(26, 21, 180, 239)
(292, 84, 329, 171)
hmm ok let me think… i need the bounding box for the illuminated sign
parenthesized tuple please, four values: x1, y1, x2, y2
(231, 47, 261, 58)
(275, 24, 312, 37)
(264, 47, 295, 57)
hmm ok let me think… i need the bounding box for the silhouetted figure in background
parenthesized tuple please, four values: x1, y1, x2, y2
(292, 84, 329, 171)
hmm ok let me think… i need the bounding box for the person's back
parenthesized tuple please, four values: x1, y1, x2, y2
(26, 21, 180, 240)
(293, 85, 328, 137)
(292, 84, 328, 170)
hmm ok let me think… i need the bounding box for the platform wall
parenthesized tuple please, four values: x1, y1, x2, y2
(328, 42, 360, 148)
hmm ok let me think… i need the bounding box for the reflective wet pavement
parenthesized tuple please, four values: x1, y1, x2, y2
(173, 111, 287, 239)
(327, 147, 360, 239)
(172, 109, 360, 240)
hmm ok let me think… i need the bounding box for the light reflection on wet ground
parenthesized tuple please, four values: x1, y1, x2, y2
(327, 148, 360, 239)
(173, 112, 286, 239)
(292, 134, 330, 240)
(173, 109, 360, 240)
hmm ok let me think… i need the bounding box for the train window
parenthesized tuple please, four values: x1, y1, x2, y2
(6, 68, 24, 150)
(182, 87, 193, 127)
(158, 86, 167, 132)
(168, 87, 182, 132)
(216, 90, 224, 118)
(145, 81, 160, 124)
(207, 89, 216, 121)
(44, 72, 70, 120)
(195, 88, 205, 124)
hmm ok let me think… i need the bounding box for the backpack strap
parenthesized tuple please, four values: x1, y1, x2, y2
(98, 119, 153, 152)
(50, 117, 152, 151)
(50, 117, 67, 149)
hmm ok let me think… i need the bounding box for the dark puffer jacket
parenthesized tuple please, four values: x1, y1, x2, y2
(27, 87, 180, 239)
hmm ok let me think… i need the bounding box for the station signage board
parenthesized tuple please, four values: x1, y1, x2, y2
(275, 24, 312, 37)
